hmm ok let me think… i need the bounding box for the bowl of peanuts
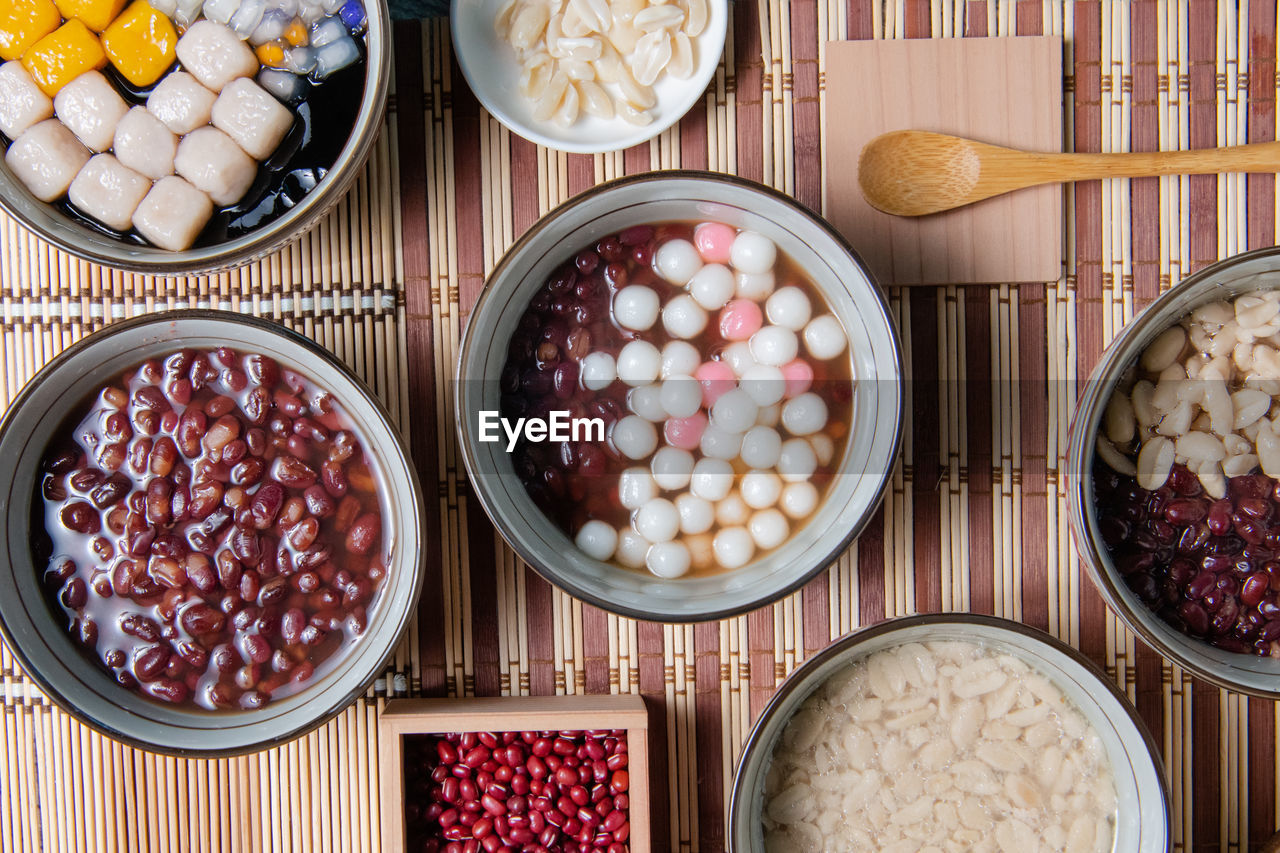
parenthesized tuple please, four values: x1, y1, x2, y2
(451, 0, 728, 152)
(728, 614, 1170, 851)
(1070, 246, 1280, 696)
(0, 311, 423, 754)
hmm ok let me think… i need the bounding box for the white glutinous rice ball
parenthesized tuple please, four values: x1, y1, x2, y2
(616, 340, 662, 386)
(611, 415, 658, 460)
(147, 72, 217, 135)
(803, 314, 848, 360)
(660, 376, 702, 418)
(628, 384, 667, 422)
(749, 509, 790, 550)
(661, 340, 700, 378)
(575, 520, 618, 561)
(114, 107, 177, 180)
(69, 154, 150, 232)
(675, 492, 713, 534)
(781, 392, 828, 436)
(654, 238, 703, 285)
(176, 21, 260, 93)
(735, 270, 775, 301)
(730, 230, 777, 275)
(713, 527, 755, 569)
(780, 481, 819, 519)
(580, 351, 616, 390)
(133, 177, 214, 251)
(740, 426, 782, 469)
(716, 493, 751, 526)
(710, 388, 759, 433)
(211, 77, 294, 160)
(686, 532, 715, 569)
(723, 341, 755, 377)
(646, 541, 691, 579)
(613, 285, 660, 331)
(756, 404, 780, 427)
(690, 457, 733, 501)
(777, 437, 819, 483)
(619, 466, 658, 510)
(750, 325, 799, 367)
(647, 446, 692, 491)
(661, 295, 708, 339)
(809, 433, 835, 465)
(699, 424, 743, 460)
(615, 529, 649, 568)
(635, 498, 679, 543)
(740, 470, 782, 509)
(5, 120, 90, 202)
(687, 263, 735, 310)
(54, 72, 129, 153)
(765, 286, 812, 331)
(741, 363, 785, 408)
(0, 62, 52, 140)
(175, 126, 258, 206)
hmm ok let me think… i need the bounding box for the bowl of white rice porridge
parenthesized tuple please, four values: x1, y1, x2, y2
(727, 614, 1170, 852)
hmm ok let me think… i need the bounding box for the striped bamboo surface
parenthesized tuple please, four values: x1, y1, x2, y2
(0, 0, 1274, 850)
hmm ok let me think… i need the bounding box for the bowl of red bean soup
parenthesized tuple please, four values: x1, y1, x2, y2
(1070, 246, 1280, 696)
(457, 171, 903, 622)
(0, 310, 423, 754)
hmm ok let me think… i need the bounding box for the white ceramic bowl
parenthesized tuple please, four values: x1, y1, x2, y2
(450, 0, 727, 153)
(728, 615, 1171, 851)
(455, 172, 902, 621)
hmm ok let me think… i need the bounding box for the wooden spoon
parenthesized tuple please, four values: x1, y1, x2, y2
(858, 129, 1280, 217)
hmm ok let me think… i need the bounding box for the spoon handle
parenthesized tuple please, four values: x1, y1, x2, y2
(1028, 141, 1280, 182)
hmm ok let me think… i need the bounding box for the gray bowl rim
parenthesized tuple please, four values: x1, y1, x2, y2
(0, 308, 425, 757)
(1065, 245, 1280, 699)
(454, 169, 904, 623)
(0, 1, 391, 277)
(725, 612, 1172, 850)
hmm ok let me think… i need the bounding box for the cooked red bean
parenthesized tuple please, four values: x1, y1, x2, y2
(38, 348, 390, 710)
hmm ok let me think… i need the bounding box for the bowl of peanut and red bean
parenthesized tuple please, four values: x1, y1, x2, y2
(1069, 246, 1280, 698)
(0, 310, 422, 755)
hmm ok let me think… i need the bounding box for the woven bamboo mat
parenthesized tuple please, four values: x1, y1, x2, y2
(0, 0, 1274, 850)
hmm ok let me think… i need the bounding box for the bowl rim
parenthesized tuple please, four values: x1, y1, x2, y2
(447, 0, 729, 154)
(0, 1, 392, 276)
(453, 170, 903, 622)
(725, 612, 1173, 850)
(1065, 245, 1280, 699)
(0, 309, 425, 757)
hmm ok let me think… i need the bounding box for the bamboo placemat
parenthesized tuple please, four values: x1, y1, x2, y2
(0, 0, 1274, 850)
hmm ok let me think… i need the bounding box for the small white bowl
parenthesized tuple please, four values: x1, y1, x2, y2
(450, 0, 728, 153)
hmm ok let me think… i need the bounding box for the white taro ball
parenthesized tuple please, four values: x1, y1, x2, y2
(618, 466, 658, 510)
(0, 62, 51, 140)
(740, 470, 782, 509)
(778, 438, 818, 483)
(645, 541, 691, 578)
(611, 415, 658, 459)
(174, 127, 257, 206)
(730, 230, 777, 274)
(147, 72, 217, 135)
(615, 529, 649, 568)
(750, 325, 799, 367)
(749, 509, 790, 550)
(654, 238, 703, 285)
(741, 363, 785, 407)
(715, 493, 751, 526)
(734, 270, 775, 300)
(661, 295, 708, 339)
(699, 424, 742, 460)
(211, 77, 294, 160)
(740, 426, 782, 468)
(614, 285, 660, 331)
(68, 154, 150, 232)
(54, 72, 129, 153)
(766, 286, 812, 330)
(580, 352, 616, 390)
(675, 493, 713, 534)
(711, 389, 759, 433)
(651, 447, 695, 491)
(780, 481, 818, 519)
(5, 120, 90, 202)
(809, 433, 835, 465)
(659, 376, 702, 418)
(616, 340, 662, 386)
(575, 520, 618, 561)
(687, 263, 735, 310)
(132, 177, 214, 251)
(114, 107, 177, 180)
(723, 341, 755, 377)
(635, 498, 679, 543)
(803, 314, 848, 360)
(713, 527, 755, 568)
(661, 341, 700, 378)
(781, 393, 828, 436)
(628, 384, 667, 422)
(690, 457, 733, 501)
(176, 21, 260, 93)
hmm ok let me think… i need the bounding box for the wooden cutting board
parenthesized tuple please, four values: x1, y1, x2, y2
(824, 36, 1064, 286)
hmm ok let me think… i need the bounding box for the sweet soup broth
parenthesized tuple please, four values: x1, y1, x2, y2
(35, 348, 389, 710)
(499, 221, 854, 578)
